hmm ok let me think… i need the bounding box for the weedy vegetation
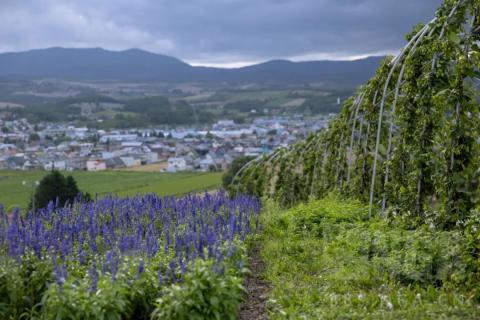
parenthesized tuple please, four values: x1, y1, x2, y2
(261, 195, 480, 319)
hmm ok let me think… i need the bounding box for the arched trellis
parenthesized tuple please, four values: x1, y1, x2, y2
(232, 0, 480, 226)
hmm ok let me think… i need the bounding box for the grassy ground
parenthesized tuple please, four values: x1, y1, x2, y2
(0, 170, 222, 209)
(117, 162, 168, 172)
(260, 195, 479, 319)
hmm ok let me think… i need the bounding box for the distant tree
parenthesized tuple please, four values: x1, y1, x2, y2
(86, 134, 99, 144)
(64, 175, 80, 201)
(205, 131, 214, 139)
(29, 133, 40, 141)
(31, 171, 66, 210)
(267, 129, 277, 136)
(1, 127, 9, 133)
(66, 175, 92, 203)
(222, 156, 255, 192)
(232, 115, 246, 124)
(31, 171, 89, 210)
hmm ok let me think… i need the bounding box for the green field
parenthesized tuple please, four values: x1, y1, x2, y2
(0, 170, 222, 209)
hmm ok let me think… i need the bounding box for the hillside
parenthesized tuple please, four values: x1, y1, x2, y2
(0, 47, 383, 85)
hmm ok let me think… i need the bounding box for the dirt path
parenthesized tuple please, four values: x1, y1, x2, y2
(239, 245, 270, 320)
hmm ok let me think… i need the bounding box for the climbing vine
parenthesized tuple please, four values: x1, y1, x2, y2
(233, 0, 480, 229)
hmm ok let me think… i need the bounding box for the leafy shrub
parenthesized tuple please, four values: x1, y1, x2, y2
(461, 210, 480, 299)
(31, 170, 90, 210)
(336, 223, 468, 287)
(152, 260, 245, 320)
(0, 255, 53, 319)
(292, 193, 369, 238)
(42, 275, 130, 320)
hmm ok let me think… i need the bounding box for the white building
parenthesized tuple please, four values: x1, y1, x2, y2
(121, 141, 143, 148)
(0, 144, 17, 156)
(65, 127, 89, 139)
(120, 157, 141, 167)
(198, 155, 215, 172)
(167, 157, 187, 172)
(86, 160, 107, 171)
(143, 152, 159, 164)
(99, 134, 138, 143)
(43, 160, 67, 171)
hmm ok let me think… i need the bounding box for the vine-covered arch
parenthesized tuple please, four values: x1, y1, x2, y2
(233, 0, 480, 227)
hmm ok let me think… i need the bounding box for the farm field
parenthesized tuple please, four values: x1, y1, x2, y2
(0, 170, 222, 209)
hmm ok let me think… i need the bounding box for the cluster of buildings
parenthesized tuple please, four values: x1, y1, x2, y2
(0, 115, 333, 173)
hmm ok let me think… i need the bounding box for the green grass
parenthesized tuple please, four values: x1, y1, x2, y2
(260, 195, 480, 319)
(0, 170, 222, 209)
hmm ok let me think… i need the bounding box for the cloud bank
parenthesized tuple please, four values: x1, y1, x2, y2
(0, 0, 443, 66)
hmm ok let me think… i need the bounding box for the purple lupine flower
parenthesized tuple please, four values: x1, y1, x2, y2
(137, 260, 145, 277)
(0, 192, 260, 291)
(180, 258, 187, 275)
(89, 261, 98, 292)
(78, 247, 86, 265)
(157, 269, 163, 287)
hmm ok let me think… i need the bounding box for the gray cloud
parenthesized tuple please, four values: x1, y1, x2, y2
(0, 0, 443, 66)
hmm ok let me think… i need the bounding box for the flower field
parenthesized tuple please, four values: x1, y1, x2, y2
(0, 192, 260, 319)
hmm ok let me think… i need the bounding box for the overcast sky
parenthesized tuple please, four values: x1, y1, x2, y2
(0, 0, 443, 67)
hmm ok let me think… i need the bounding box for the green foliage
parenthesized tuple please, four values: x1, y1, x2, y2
(40, 258, 162, 320)
(32, 171, 86, 209)
(122, 96, 214, 126)
(222, 156, 256, 194)
(152, 260, 245, 320)
(28, 133, 40, 142)
(234, 0, 480, 229)
(299, 90, 351, 114)
(260, 196, 480, 319)
(224, 100, 267, 114)
(36, 257, 247, 320)
(42, 276, 130, 320)
(16, 103, 82, 123)
(461, 210, 480, 298)
(0, 255, 53, 320)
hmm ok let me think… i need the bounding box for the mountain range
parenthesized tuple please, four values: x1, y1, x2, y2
(0, 47, 384, 85)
